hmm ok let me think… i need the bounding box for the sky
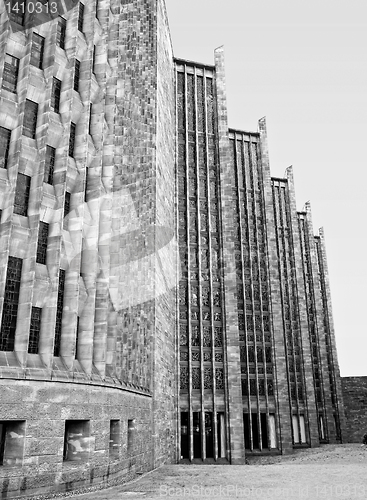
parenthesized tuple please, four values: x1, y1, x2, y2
(165, 0, 367, 377)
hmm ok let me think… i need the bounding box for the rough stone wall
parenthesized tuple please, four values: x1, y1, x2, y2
(0, 379, 152, 497)
(341, 377, 367, 443)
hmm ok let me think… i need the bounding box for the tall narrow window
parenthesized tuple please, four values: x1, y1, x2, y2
(63, 191, 71, 229)
(28, 307, 42, 354)
(74, 60, 80, 92)
(56, 17, 67, 49)
(69, 123, 76, 157)
(51, 77, 61, 113)
(75, 316, 79, 359)
(23, 100, 38, 139)
(14, 173, 31, 216)
(88, 103, 92, 136)
(127, 419, 135, 452)
(2, 54, 19, 93)
(0, 257, 22, 351)
(54, 269, 65, 357)
(109, 420, 120, 458)
(44, 145, 55, 184)
(78, 3, 84, 32)
(92, 45, 96, 73)
(0, 127, 11, 169)
(30, 33, 45, 70)
(36, 221, 49, 264)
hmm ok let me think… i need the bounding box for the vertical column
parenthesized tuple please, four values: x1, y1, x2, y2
(303, 203, 335, 441)
(286, 167, 319, 446)
(317, 228, 346, 441)
(214, 47, 245, 464)
(258, 117, 293, 453)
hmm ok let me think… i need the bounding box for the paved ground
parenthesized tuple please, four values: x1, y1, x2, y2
(75, 444, 366, 500)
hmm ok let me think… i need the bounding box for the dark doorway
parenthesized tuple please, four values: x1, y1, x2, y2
(251, 413, 259, 449)
(193, 412, 201, 458)
(243, 413, 251, 449)
(260, 413, 268, 449)
(180, 412, 189, 459)
(205, 412, 213, 458)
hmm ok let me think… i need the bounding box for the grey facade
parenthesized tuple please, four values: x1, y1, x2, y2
(0, 0, 345, 497)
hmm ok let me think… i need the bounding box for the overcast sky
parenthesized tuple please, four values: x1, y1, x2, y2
(165, 0, 367, 377)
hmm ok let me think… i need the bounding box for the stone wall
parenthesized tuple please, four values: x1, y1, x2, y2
(0, 379, 152, 498)
(341, 377, 367, 443)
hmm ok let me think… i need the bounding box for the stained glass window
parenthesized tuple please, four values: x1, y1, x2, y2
(14, 173, 30, 216)
(28, 307, 41, 354)
(36, 222, 49, 265)
(54, 270, 65, 357)
(2, 54, 19, 93)
(0, 127, 11, 169)
(0, 257, 22, 351)
(23, 100, 38, 139)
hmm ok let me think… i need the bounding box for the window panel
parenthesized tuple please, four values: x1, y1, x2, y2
(14, 173, 30, 216)
(78, 3, 84, 32)
(44, 145, 55, 184)
(2, 54, 19, 93)
(54, 269, 65, 357)
(30, 33, 45, 70)
(28, 307, 41, 354)
(36, 221, 48, 264)
(0, 127, 11, 169)
(56, 17, 67, 49)
(69, 122, 76, 157)
(51, 77, 61, 113)
(23, 100, 38, 139)
(0, 257, 22, 351)
(74, 60, 80, 92)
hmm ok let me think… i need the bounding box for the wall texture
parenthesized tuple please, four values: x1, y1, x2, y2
(341, 377, 367, 443)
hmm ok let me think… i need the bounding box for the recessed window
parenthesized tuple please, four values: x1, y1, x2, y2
(0, 257, 23, 352)
(54, 269, 65, 357)
(109, 420, 120, 458)
(2, 54, 19, 93)
(23, 100, 38, 139)
(36, 221, 49, 264)
(74, 60, 80, 92)
(0, 421, 26, 466)
(127, 419, 135, 452)
(28, 307, 42, 354)
(51, 77, 61, 113)
(44, 145, 55, 184)
(89, 103, 92, 136)
(0, 127, 11, 169)
(78, 3, 85, 32)
(14, 173, 31, 216)
(30, 33, 45, 70)
(63, 420, 90, 461)
(69, 123, 76, 157)
(56, 17, 67, 49)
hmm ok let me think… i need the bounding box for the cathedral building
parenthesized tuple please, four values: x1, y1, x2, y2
(0, 0, 344, 496)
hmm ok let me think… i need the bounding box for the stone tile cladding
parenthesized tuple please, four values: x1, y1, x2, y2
(341, 377, 367, 443)
(0, 0, 177, 495)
